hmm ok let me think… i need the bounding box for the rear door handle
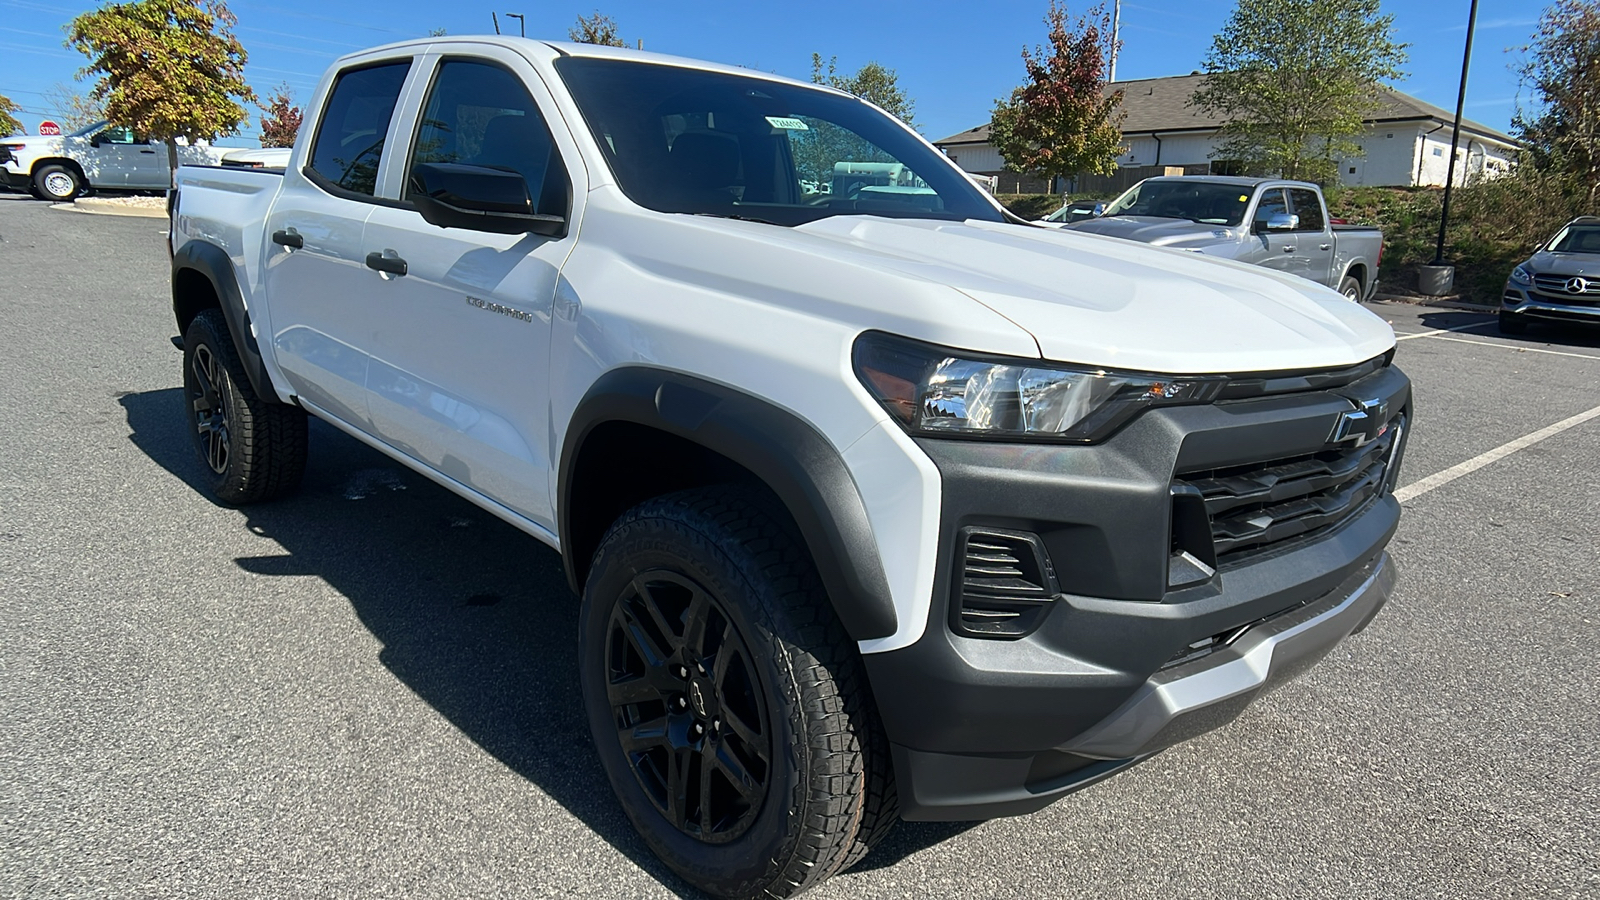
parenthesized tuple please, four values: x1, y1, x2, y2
(366, 251, 408, 276)
(1319, 243, 1332, 251)
(1282, 245, 1296, 253)
(139, 149, 157, 154)
(271, 229, 303, 249)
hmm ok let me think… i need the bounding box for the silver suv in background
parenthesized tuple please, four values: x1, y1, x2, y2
(1501, 216, 1600, 334)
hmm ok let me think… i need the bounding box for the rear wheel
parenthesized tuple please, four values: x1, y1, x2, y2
(579, 488, 879, 898)
(181, 309, 308, 503)
(1338, 275, 1363, 302)
(32, 164, 82, 202)
(1498, 311, 1528, 335)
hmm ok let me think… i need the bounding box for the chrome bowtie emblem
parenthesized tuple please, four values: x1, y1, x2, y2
(1330, 397, 1389, 447)
(1566, 277, 1589, 294)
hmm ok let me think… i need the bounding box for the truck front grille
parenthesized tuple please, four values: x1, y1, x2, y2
(1174, 414, 1403, 567)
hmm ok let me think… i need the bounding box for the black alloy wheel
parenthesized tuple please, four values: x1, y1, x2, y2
(188, 342, 233, 475)
(605, 570, 770, 843)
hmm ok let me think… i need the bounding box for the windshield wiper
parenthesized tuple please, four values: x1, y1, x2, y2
(690, 211, 787, 227)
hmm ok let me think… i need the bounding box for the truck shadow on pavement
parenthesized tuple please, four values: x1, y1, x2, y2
(1414, 309, 1600, 350)
(118, 387, 974, 893)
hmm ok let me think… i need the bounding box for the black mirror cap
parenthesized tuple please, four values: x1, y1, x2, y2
(408, 162, 566, 237)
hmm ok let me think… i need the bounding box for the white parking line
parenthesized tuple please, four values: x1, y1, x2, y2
(1422, 334, 1600, 361)
(1394, 402, 1600, 503)
(1394, 321, 1496, 340)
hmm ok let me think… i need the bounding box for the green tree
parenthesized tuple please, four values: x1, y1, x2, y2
(570, 11, 627, 47)
(44, 82, 108, 132)
(1514, 1, 1600, 202)
(0, 95, 20, 136)
(67, 0, 255, 184)
(257, 82, 301, 148)
(810, 54, 915, 126)
(989, 1, 1125, 186)
(1191, 0, 1407, 184)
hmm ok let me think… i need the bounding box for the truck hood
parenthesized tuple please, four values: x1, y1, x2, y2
(1524, 250, 1600, 277)
(794, 216, 1394, 373)
(1068, 215, 1241, 249)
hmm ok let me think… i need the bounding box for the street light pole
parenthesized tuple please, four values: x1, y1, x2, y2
(1433, 0, 1479, 265)
(1109, 0, 1121, 83)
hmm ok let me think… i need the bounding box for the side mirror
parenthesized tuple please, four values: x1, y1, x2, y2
(1265, 213, 1298, 231)
(408, 162, 565, 236)
(89, 133, 103, 148)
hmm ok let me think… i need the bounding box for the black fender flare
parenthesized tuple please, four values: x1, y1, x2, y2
(559, 368, 898, 642)
(171, 240, 279, 403)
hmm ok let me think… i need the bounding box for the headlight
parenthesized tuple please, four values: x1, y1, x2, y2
(853, 333, 1225, 443)
(1510, 265, 1534, 285)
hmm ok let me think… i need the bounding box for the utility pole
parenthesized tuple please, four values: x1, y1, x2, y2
(505, 12, 524, 37)
(1433, 0, 1478, 265)
(1109, 0, 1121, 83)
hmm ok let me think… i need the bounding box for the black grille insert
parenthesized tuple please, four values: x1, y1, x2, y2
(1175, 414, 1402, 567)
(952, 528, 1057, 638)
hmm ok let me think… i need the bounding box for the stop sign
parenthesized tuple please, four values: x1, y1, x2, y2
(38, 121, 62, 136)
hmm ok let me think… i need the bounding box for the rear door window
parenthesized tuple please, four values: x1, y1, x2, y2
(1288, 188, 1325, 231)
(307, 61, 412, 197)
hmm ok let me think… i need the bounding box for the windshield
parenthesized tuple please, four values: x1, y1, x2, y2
(1102, 180, 1251, 226)
(1547, 224, 1600, 254)
(555, 58, 1003, 226)
(68, 120, 109, 138)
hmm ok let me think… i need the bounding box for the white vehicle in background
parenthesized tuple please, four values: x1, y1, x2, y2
(0, 121, 226, 200)
(220, 147, 293, 170)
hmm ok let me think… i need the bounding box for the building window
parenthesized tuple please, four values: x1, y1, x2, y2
(1349, 166, 1356, 174)
(1432, 147, 1443, 157)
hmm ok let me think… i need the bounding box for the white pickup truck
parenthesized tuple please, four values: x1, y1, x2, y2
(0, 121, 241, 200)
(168, 37, 1411, 899)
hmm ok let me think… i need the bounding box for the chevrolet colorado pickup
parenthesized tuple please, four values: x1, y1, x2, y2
(168, 37, 1410, 899)
(1071, 176, 1384, 301)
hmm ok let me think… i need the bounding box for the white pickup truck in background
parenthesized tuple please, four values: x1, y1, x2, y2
(0, 121, 265, 200)
(167, 36, 1410, 899)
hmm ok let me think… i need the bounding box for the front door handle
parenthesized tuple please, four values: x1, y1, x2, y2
(139, 149, 157, 154)
(271, 229, 303, 249)
(366, 251, 408, 276)
(1282, 245, 1296, 253)
(1319, 243, 1332, 251)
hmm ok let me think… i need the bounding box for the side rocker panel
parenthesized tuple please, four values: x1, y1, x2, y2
(559, 367, 898, 642)
(171, 240, 280, 405)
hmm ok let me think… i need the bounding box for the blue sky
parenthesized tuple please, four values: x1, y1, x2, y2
(0, 0, 1541, 147)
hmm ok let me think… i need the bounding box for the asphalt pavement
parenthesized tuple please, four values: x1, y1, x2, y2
(2, 193, 1596, 898)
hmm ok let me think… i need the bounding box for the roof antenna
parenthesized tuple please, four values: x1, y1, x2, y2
(505, 12, 524, 36)
(491, 11, 500, 34)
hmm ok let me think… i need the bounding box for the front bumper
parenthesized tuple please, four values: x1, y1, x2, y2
(1502, 284, 1600, 324)
(863, 363, 1411, 821)
(0, 166, 27, 191)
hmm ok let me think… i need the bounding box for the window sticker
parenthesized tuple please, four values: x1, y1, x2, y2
(765, 116, 809, 131)
(1238, 195, 1249, 202)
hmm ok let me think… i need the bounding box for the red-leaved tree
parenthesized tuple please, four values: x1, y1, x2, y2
(258, 82, 301, 148)
(989, 1, 1125, 184)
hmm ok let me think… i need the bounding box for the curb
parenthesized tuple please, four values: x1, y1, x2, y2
(1372, 293, 1495, 312)
(58, 197, 168, 219)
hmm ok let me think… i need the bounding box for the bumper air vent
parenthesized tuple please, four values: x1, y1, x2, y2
(951, 528, 1058, 639)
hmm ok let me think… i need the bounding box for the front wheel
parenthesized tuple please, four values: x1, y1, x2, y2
(32, 164, 82, 202)
(1338, 275, 1363, 302)
(579, 488, 881, 898)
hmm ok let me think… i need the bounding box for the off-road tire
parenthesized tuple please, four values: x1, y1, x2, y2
(835, 696, 898, 871)
(1498, 311, 1528, 335)
(181, 308, 308, 504)
(1338, 275, 1363, 302)
(32, 163, 82, 202)
(579, 487, 880, 898)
